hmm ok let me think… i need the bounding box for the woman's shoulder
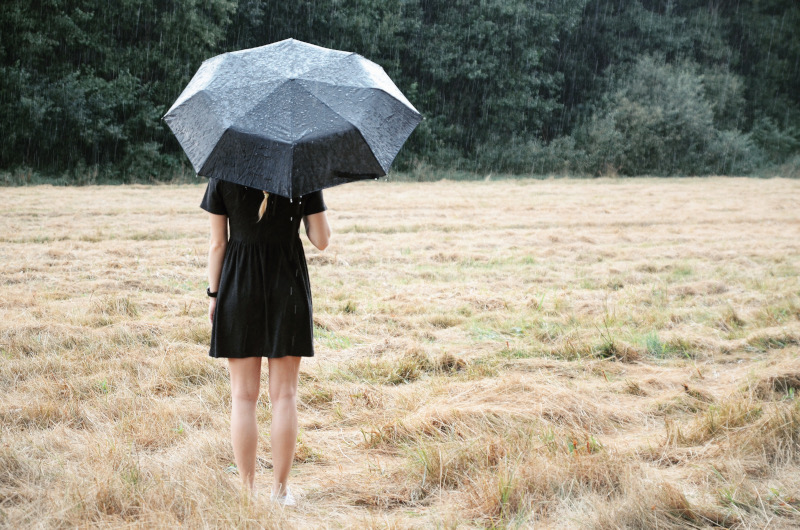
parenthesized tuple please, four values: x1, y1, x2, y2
(301, 188, 325, 200)
(301, 189, 327, 216)
(210, 178, 250, 199)
(208, 177, 230, 190)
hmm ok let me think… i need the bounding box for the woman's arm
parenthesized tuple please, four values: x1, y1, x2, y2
(207, 213, 228, 322)
(303, 211, 331, 251)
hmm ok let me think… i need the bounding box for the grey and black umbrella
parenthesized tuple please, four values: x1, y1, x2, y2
(163, 38, 422, 197)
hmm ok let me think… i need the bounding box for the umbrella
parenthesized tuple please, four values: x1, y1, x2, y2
(163, 38, 422, 197)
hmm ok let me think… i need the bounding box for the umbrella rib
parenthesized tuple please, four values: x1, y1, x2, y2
(292, 85, 360, 141)
(297, 53, 419, 112)
(226, 80, 293, 129)
(291, 85, 387, 173)
(290, 77, 294, 197)
(293, 84, 407, 172)
(295, 80, 421, 114)
(293, 52, 356, 81)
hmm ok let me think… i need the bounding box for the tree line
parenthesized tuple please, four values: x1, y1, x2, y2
(1, 0, 798, 182)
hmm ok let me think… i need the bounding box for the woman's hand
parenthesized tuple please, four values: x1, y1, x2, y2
(209, 298, 217, 324)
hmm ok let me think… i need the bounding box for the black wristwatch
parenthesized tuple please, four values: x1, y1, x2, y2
(207, 287, 218, 298)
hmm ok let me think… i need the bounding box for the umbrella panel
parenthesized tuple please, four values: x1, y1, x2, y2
(199, 129, 293, 196)
(199, 84, 384, 196)
(297, 81, 420, 171)
(165, 90, 227, 174)
(292, 125, 384, 196)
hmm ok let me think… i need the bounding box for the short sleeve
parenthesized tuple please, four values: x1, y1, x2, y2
(302, 190, 327, 216)
(200, 178, 228, 215)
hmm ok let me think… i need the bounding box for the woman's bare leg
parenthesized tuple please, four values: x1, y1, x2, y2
(227, 356, 262, 494)
(267, 356, 302, 495)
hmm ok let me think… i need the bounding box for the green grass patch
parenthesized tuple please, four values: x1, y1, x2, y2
(497, 345, 537, 359)
(747, 331, 800, 352)
(330, 351, 467, 385)
(669, 264, 694, 281)
(129, 230, 185, 241)
(644, 331, 666, 357)
(469, 324, 506, 342)
(631, 331, 697, 359)
(314, 326, 352, 350)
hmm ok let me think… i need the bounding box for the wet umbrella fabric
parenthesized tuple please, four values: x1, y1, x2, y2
(163, 38, 422, 198)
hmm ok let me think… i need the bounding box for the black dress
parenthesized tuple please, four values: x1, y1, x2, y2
(200, 178, 327, 358)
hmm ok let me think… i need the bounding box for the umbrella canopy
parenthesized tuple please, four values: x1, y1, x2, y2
(163, 38, 422, 197)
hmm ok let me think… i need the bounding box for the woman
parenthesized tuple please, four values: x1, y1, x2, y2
(200, 178, 331, 505)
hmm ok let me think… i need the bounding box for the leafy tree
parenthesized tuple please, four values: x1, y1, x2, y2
(398, 0, 585, 168)
(578, 55, 760, 175)
(0, 0, 236, 178)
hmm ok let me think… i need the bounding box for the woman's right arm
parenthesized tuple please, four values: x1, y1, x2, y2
(303, 211, 330, 251)
(207, 213, 228, 322)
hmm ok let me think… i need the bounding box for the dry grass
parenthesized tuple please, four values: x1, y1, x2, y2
(1, 176, 800, 527)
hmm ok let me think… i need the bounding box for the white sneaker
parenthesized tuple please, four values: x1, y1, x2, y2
(270, 486, 296, 506)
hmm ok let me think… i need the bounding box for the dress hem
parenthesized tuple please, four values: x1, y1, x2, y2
(209, 352, 314, 359)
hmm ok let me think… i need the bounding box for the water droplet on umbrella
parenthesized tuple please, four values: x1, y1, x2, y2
(290, 216, 293, 221)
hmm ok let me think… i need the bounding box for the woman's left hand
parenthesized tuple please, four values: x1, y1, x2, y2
(208, 298, 217, 324)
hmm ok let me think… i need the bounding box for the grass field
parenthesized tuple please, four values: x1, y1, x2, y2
(1, 177, 800, 528)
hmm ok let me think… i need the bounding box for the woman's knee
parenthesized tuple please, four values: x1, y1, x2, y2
(267, 356, 301, 404)
(232, 382, 261, 403)
(268, 384, 297, 405)
(228, 357, 262, 403)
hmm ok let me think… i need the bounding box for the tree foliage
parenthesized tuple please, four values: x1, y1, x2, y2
(0, 0, 797, 180)
(579, 55, 759, 175)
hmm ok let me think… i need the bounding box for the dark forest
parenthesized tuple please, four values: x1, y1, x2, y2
(1, 0, 798, 182)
